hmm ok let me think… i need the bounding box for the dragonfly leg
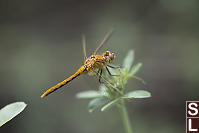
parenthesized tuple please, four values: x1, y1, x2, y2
(105, 67, 119, 76)
(98, 69, 103, 83)
(107, 64, 121, 69)
(93, 69, 104, 83)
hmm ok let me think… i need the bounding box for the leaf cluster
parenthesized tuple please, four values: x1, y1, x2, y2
(76, 50, 151, 112)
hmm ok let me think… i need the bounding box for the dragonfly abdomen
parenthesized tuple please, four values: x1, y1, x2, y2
(41, 66, 86, 98)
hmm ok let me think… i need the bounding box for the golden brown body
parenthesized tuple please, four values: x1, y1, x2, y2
(41, 30, 115, 98)
(41, 51, 115, 98)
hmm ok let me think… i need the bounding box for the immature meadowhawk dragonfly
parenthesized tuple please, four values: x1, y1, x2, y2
(41, 30, 119, 98)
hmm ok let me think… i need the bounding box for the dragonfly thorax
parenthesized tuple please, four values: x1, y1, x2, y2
(103, 51, 115, 63)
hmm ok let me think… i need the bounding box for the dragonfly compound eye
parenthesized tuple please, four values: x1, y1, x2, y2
(110, 52, 115, 61)
(104, 51, 110, 56)
(103, 51, 115, 63)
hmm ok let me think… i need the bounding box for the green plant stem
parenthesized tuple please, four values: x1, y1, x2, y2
(118, 100, 133, 133)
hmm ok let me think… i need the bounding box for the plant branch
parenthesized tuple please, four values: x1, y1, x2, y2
(118, 100, 133, 133)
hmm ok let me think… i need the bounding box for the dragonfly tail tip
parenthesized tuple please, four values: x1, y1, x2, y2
(41, 94, 46, 98)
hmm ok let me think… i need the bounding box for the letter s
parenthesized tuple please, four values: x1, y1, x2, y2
(188, 102, 198, 116)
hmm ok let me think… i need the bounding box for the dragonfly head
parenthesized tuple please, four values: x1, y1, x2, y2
(103, 51, 116, 63)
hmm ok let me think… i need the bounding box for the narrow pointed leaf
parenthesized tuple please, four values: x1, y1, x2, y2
(101, 98, 121, 112)
(99, 85, 109, 97)
(129, 63, 142, 75)
(76, 90, 102, 99)
(123, 50, 134, 70)
(88, 97, 109, 112)
(123, 90, 151, 99)
(0, 102, 27, 127)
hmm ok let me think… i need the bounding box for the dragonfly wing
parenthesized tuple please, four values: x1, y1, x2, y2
(82, 34, 87, 62)
(93, 29, 114, 54)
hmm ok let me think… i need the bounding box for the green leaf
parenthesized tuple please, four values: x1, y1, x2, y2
(123, 50, 134, 70)
(76, 90, 102, 99)
(123, 90, 151, 99)
(99, 84, 110, 97)
(129, 63, 142, 75)
(0, 102, 27, 127)
(101, 98, 121, 111)
(88, 97, 109, 112)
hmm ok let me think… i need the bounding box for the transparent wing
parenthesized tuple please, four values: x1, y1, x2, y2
(93, 29, 114, 54)
(82, 34, 87, 62)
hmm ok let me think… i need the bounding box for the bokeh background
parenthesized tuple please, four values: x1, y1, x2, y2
(0, 0, 198, 133)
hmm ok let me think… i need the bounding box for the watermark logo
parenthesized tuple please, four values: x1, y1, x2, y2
(186, 101, 199, 133)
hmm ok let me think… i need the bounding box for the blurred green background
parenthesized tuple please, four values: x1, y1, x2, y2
(0, 0, 198, 133)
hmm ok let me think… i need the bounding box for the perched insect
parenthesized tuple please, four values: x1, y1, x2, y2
(41, 30, 119, 98)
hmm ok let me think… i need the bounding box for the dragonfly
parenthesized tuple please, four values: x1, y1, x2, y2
(41, 29, 120, 98)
